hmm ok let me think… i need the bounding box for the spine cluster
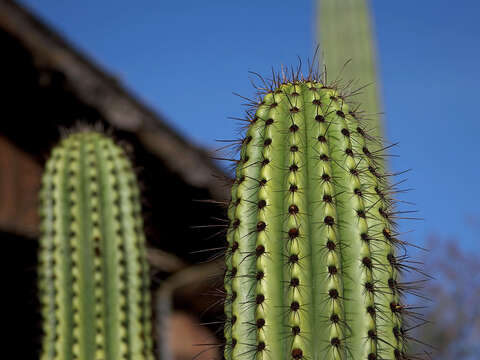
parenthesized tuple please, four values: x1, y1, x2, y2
(38, 131, 154, 360)
(224, 80, 414, 360)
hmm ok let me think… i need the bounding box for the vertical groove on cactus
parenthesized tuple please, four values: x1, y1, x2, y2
(38, 131, 154, 360)
(223, 71, 416, 359)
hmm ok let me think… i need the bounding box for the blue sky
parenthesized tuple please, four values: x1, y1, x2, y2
(19, 0, 480, 253)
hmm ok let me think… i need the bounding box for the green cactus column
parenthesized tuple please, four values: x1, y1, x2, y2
(318, 0, 384, 150)
(223, 80, 407, 360)
(38, 131, 154, 360)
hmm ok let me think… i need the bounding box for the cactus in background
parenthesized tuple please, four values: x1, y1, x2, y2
(223, 72, 415, 360)
(318, 0, 384, 147)
(38, 131, 154, 360)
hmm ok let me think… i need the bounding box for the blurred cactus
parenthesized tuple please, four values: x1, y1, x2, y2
(318, 0, 383, 146)
(38, 131, 154, 360)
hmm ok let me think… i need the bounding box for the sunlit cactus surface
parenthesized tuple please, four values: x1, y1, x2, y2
(223, 72, 413, 360)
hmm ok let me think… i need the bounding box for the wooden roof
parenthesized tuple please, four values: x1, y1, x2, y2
(0, 0, 230, 238)
(0, 0, 228, 197)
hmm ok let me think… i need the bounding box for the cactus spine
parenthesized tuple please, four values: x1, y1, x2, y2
(224, 76, 409, 360)
(38, 131, 154, 360)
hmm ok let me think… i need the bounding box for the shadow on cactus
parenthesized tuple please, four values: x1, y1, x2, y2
(221, 62, 429, 360)
(38, 130, 154, 360)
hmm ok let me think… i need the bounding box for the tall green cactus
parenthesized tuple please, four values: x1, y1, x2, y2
(318, 0, 384, 151)
(38, 131, 154, 360)
(223, 75, 412, 359)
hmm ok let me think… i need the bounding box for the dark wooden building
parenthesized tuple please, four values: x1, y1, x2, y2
(0, 1, 229, 358)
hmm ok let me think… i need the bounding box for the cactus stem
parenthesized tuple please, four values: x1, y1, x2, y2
(221, 62, 426, 360)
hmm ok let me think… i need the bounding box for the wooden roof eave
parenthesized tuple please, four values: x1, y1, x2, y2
(0, 0, 230, 201)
